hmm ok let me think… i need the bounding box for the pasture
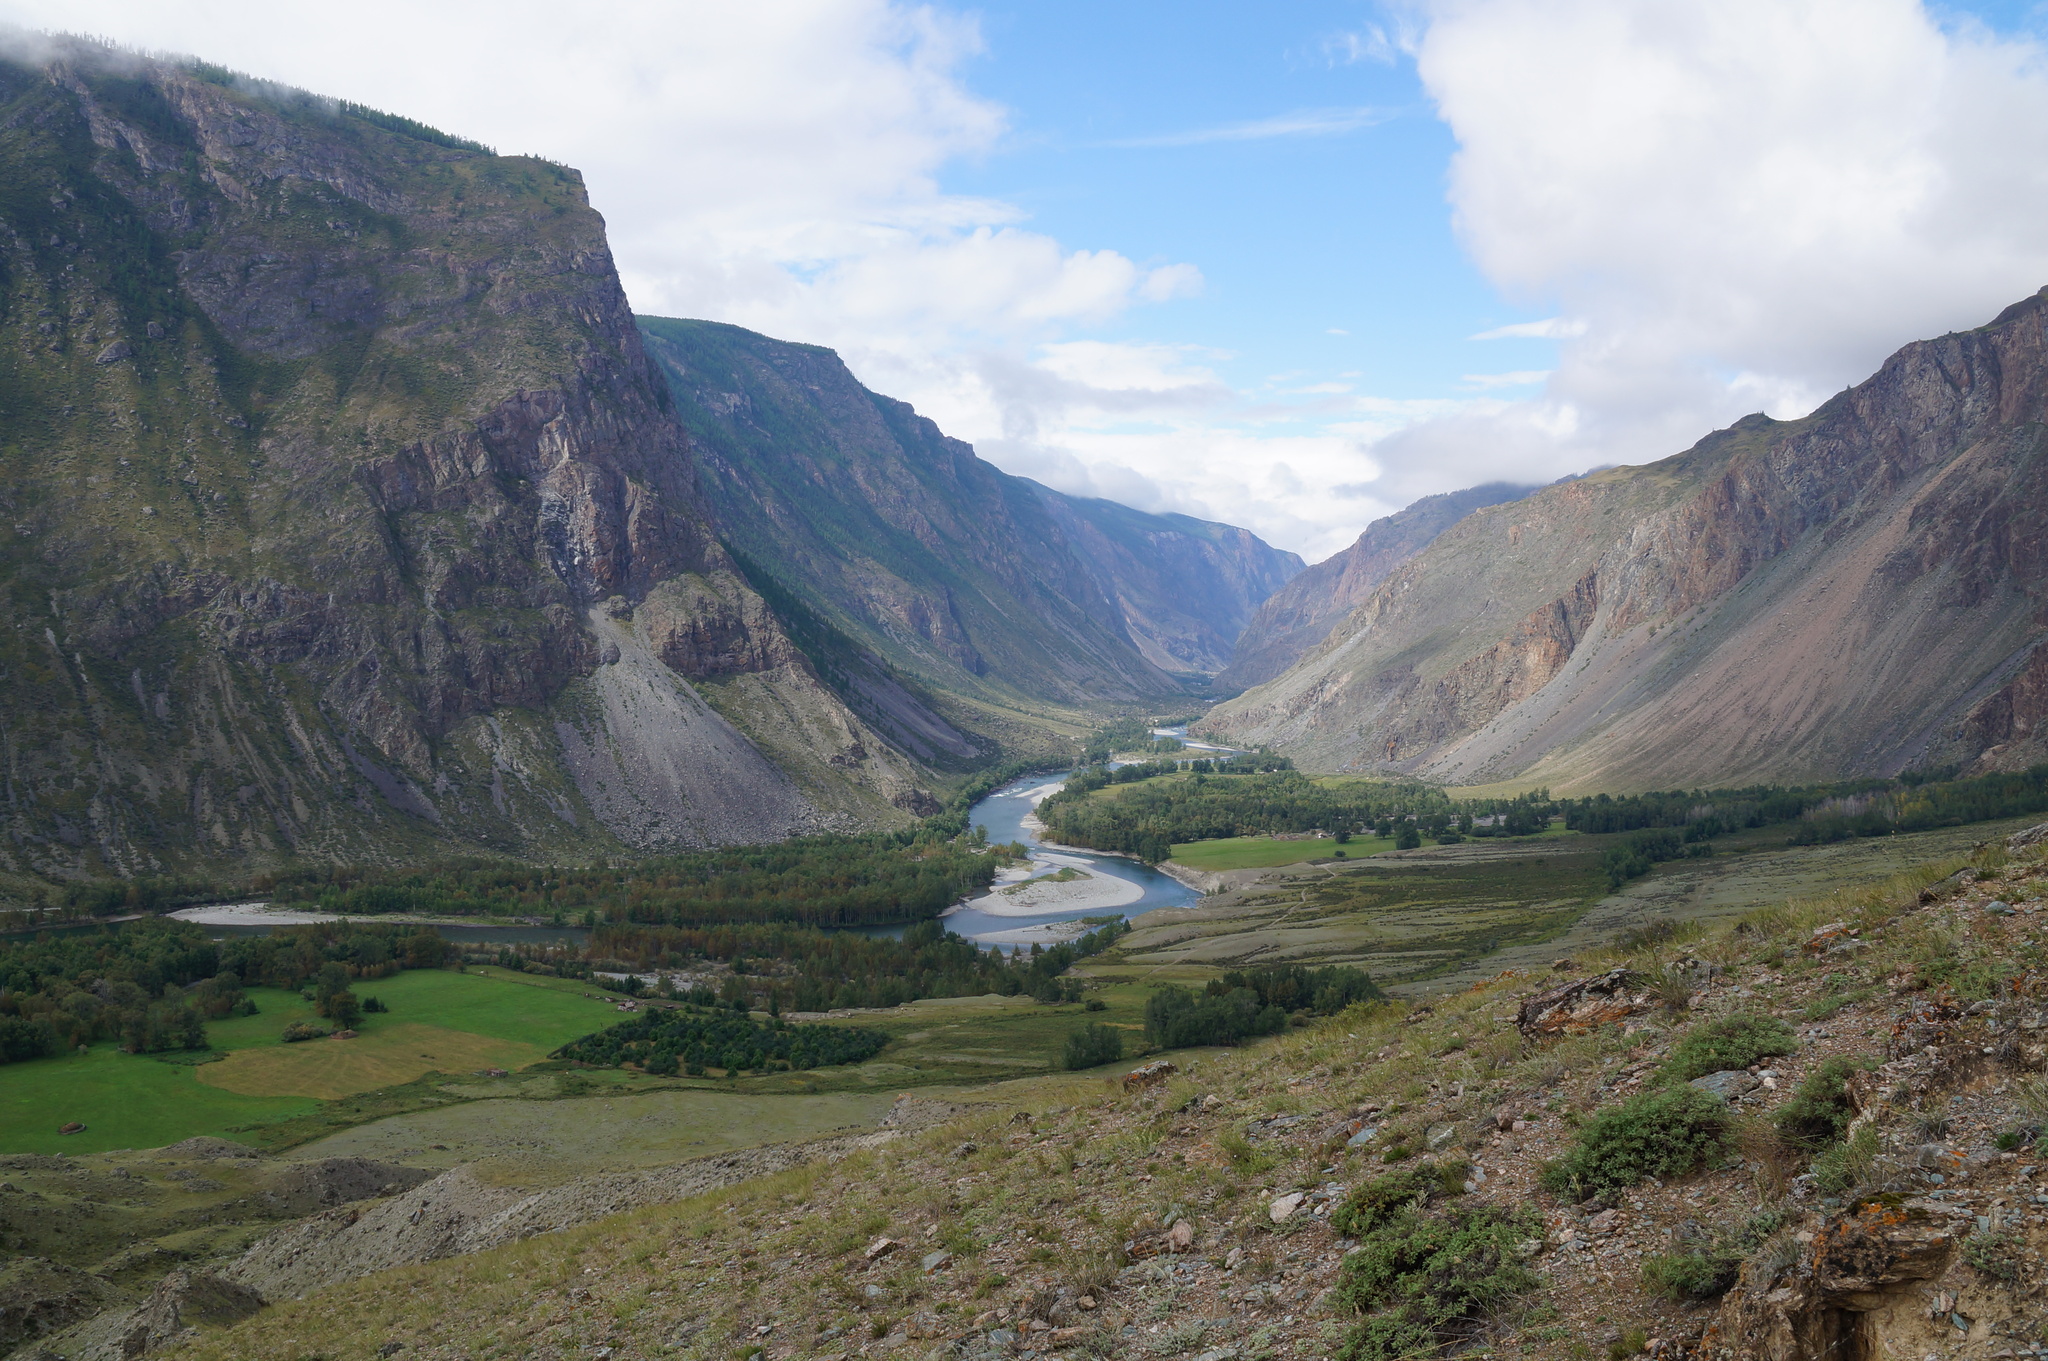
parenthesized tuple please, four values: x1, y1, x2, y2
(0, 966, 626, 1155)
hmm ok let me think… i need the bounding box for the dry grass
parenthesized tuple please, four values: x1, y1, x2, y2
(195, 1023, 548, 1100)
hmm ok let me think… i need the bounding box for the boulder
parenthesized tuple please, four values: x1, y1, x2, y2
(2007, 821, 2048, 851)
(1690, 1070, 1762, 1103)
(1516, 969, 1646, 1036)
(1269, 1192, 1305, 1223)
(1122, 1060, 1177, 1090)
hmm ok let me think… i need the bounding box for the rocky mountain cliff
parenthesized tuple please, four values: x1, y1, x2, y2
(638, 317, 1300, 700)
(1216, 482, 1533, 692)
(0, 42, 951, 885)
(1201, 290, 2048, 789)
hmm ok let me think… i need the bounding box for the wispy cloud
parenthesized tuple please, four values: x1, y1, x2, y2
(1461, 369, 1551, 389)
(1469, 317, 1588, 341)
(1105, 106, 1389, 149)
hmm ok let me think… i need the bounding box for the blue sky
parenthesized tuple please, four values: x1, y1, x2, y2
(9, 0, 2048, 557)
(943, 2, 1538, 403)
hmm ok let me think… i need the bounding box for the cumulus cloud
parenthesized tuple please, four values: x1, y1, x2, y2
(1393, 0, 2048, 476)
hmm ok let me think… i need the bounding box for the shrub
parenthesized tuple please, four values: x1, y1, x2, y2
(1661, 1013, 1796, 1082)
(1334, 1205, 1543, 1361)
(280, 1021, 330, 1043)
(1963, 1228, 2022, 1283)
(1811, 1126, 1879, 1196)
(1331, 1163, 1466, 1238)
(1061, 1022, 1124, 1071)
(361, 996, 388, 1014)
(1641, 1248, 1741, 1301)
(1773, 1058, 1860, 1150)
(1540, 1087, 1730, 1196)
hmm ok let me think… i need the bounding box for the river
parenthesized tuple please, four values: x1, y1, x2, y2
(940, 769, 1197, 947)
(58, 764, 1200, 952)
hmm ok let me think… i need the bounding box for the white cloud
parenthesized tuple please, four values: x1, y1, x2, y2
(0, 1, 1203, 431)
(1398, 0, 2048, 473)
(1468, 317, 1587, 340)
(1104, 106, 1390, 148)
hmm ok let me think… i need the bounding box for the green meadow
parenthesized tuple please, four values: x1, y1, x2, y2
(0, 967, 626, 1155)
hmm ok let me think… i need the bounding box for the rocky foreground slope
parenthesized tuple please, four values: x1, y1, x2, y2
(1203, 292, 2048, 789)
(16, 826, 2045, 1361)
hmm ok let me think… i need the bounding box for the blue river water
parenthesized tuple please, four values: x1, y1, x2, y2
(940, 769, 1197, 944)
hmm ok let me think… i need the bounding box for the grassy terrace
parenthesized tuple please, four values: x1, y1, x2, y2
(0, 963, 1175, 1161)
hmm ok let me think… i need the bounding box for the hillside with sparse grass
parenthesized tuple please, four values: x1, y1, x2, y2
(12, 821, 2048, 1361)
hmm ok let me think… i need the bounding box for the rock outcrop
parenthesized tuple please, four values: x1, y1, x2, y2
(1202, 291, 2048, 789)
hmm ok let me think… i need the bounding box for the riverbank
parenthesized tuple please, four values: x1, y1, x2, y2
(165, 903, 549, 930)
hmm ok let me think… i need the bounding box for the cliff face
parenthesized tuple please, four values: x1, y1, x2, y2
(1215, 482, 1534, 692)
(0, 44, 938, 882)
(1200, 291, 2048, 790)
(639, 317, 1297, 705)
(1020, 485, 1302, 677)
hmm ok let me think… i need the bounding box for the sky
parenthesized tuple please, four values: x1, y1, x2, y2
(8, 1, 2048, 560)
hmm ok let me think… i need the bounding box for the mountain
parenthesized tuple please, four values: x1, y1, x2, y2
(0, 43, 981, 883)
(637, 317, 1301, 701)
(1021, 484, 1303, 678)
(1215, 482, 1534, 692)
(0, 44, 1299, 887)
(1200, 290, 2048, 790)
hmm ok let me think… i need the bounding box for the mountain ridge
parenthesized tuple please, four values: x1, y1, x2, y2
(1200, 289, 2048, 790)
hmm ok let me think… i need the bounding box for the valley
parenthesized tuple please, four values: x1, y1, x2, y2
(3, 31, 2048, 1361)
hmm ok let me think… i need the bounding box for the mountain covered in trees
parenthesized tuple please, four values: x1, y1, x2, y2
(0, 40, 1297, 894)
(1203, 290, 2048, 790)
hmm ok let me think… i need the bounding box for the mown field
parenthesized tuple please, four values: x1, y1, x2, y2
(1168, 833, 1397, 871)
(0, 967, 628, 1155)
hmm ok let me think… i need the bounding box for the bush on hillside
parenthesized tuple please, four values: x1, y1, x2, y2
(1540, 1086, 1730, 1196)
(1773, 1058, 1861, 1150)
(1334, 1205, 1543, 1361)
(1661, 1013, 1797, 1082)
(1330, 1161, 1467, 1238)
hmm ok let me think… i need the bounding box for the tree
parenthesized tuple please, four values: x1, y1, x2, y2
(325, 990, 362, 1030)
(1062, 1022, 1123, 1071)
(1394, 823, 1422, 850)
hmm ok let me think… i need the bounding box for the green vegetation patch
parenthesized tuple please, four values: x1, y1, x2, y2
(1334, 1204, 1544, 1361)
(1170, 835, 1395, 871)
(1330, 1161, 1467, 1238)
(0, 1045, 319, 1155)
(263, 832, 1012, 929)
(554, 1005, 889, 1076)
(1660, 1013, 1797, 1082)
(1540, 1086, 1731, 1196)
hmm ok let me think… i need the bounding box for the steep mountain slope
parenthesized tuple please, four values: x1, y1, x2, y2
(0, 43, 939, 883)
(1201, 290, 2048, 789)
(638, 317, 1299, 700)
(1216, 482, 1534, 691)
(1019, 484, 1302, 677)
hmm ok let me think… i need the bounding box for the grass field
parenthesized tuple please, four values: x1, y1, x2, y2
(0, 967, 627, 1155)
(1169, 834, 1395, 871)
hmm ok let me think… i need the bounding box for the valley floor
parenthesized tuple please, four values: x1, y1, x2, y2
(29, 819, 2037, 1361)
